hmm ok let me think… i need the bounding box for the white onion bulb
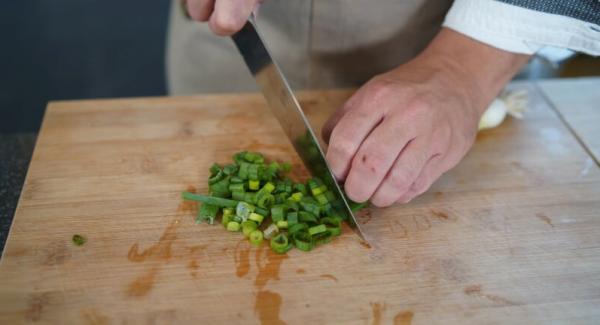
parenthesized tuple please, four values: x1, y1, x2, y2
(478, 89, 527, 131)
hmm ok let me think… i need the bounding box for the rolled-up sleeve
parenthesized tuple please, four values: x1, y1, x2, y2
(443, 0, 600, 55)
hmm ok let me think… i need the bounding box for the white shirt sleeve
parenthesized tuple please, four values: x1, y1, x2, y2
(442, 0, 600, 56)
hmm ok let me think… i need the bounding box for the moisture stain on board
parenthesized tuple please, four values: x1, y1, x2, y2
(535, 212, 554, 228)
(127, 267, 159, 297)
(464, 284, 519, 306)
(430, 209, 450, 220)
(370, 302, 385, 325)
(359, 240, 372, 249)
(358, 209, 372, 225)
(254, 244, 288, 289)
(234, 239, 251, 278)
(296, 268, 306, 274)
(25, 292, 52, 322)
(320, 274, 338, 282)
(393, 310, 414, 325)
(255, 290, 286, 325)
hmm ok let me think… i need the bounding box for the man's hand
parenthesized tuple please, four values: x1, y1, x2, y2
(185, 0, 259, 35)
(323, 28, 529, 207)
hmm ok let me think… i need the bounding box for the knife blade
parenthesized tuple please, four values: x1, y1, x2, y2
(231, 18, 367, 241)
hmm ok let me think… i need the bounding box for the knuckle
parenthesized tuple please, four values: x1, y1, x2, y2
(354, 150, 388, 176)
(329, 135, 356, 161)
(211, 13, 241, 35)
(388, 169, 415, 192)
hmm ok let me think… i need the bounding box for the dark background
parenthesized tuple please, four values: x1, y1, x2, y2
(0, 0, 170, 133)
(0, 0, 170, 250)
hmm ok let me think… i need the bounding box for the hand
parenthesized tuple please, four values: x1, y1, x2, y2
(185, 0, 260, 36)
(323, 28, 529, 207)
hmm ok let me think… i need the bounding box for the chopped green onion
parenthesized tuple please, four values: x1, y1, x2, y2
(197, 203, 219, 224)
(249, 230, 264, 245)
(256, 192, 274, 209)
(229, 183, 245, 192)
(249, 212, 264, 224)
(287, 212, 298, 225)
(290, 192, 303, 202)
(292, 231, 313, 252)
(299, 211, 318, 224)
(255, 207, 269, 216)
(262, 182, 276, 193)
(182, 192, 238, 208)
(249, 179, 260, 190)
(232, 190, 245, 201)
(315, 193, 328, 205)
(263, 223, 279, 239)
(276, 220, 288, 229)
(227, 221, 241, 232)
(271, 205, 285, 222)
(222, 213, 234, 228)
(236, 202, 255, 219)
(308, 224, 327, 236)
(242, 220, 258, 237)
(270, 233, 292, 254)
(248, 164, 259, 180)
(288, 222, 308, 235)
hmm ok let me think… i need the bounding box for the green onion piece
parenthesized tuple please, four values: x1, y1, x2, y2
(230, 176, 244, 184)
(256, 193, 274, 209)
(72, 234, 86, 246)
(313, 230, 334, 245)
(300, 202, 320, 217)
(223, 164, 238, 175)
(285, 200, 299, 211)
(270, 233, 292, 254)
(223, 207, 234, 217)
(242, 220, 258, 237)
(222, 213, 234, 228)
(293, 183, 307, 195)
(262, 182, 276, 193)
(249, 179, 260, 190)
(244, 151, 264, 163)
(286, 212, 298, 225)
(263, 223, 279, 239)
(233, 151, 247, 165)
(249, 212, 264, 224)
(307, 178, 319, 190)
(232, 190, 245, 201)
(292, 231, 314, 252)
(271, 205, 285, 222)
(299, 211, 318, 224)
(281, 162, 291, 172)
(320, 217, 342, 236)
(248, 164, 259, 180)
(255, 207, 269, 216)
(236, 202, 255, 219)
(227, 221, 241, 232)
(308, 224, 327, 236)
(244, 192, 257, 204)
(290, 192, 303, 202)
(288, 222, 307, 235)
(197, 203, 219, 224)
(348, 200, 369, 212)
(276, 220, 288, 229)
(238, 162, 249, 180)
(182, 192, 238, 208)
(208, 164, 224, 185)
(311, 184, 328, 196)
(229, 183, 245, 192)
(315, 193, 328, 205)
(324, 190, 336, 202)
(249, 230, 264, 246)
(209, 177, 231, 198)
(233, 215, 243, 223)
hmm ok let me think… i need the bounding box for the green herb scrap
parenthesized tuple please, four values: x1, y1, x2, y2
(72, 234, 86, 246)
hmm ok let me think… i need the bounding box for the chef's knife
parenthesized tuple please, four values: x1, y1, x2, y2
(231, 17, 367, 241)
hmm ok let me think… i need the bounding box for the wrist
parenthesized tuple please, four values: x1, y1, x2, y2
(419, 28, 530, 116)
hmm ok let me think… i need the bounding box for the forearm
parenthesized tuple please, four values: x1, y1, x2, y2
(419, 28, 530, 115)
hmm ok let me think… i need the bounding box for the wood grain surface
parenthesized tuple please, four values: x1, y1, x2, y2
(0, 81, 599, 324)
(537, 77, 600, 164)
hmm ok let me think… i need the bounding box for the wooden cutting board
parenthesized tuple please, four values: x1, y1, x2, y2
(1, 82, 599, 324)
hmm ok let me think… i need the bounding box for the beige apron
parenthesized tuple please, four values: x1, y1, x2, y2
(167, 0, 453, 94)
